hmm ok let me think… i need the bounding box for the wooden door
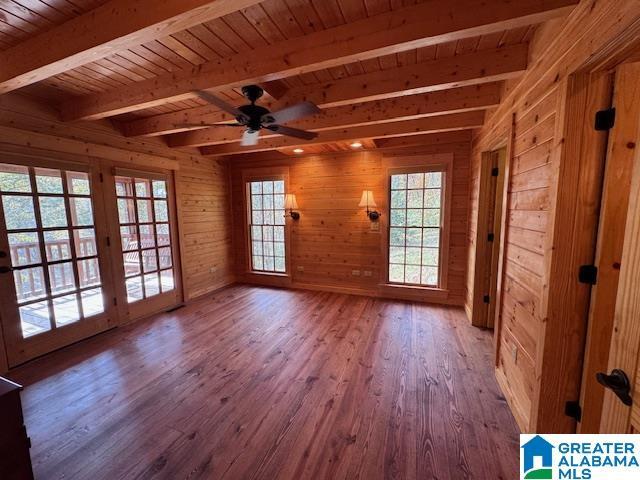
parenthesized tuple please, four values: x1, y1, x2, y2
(598, 62, 640, 433)
(577, 63, 638, 432)
(103, 167, 182, 321)
(0, 156, 117, 366)
(471, 147, 508, 328)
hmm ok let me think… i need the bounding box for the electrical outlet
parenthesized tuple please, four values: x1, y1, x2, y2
(363, 270, 372, 277)
(370, 221, 380, 232)
(296, 265, 305, 272)
(209, 266, 217, 274)
(351, 270, 361, 276)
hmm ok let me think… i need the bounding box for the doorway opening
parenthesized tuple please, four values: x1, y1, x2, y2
(471, 147, 508, 330)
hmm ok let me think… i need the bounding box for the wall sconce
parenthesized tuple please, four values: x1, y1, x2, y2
(359, 190, 381, 221)
(284, 193, 300, 220)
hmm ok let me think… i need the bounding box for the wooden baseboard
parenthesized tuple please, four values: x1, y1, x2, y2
(239, 278, 465, 307)
(495, 367, 527, 432)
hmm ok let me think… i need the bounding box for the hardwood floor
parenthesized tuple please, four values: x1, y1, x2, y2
(8, 285, 520, 479)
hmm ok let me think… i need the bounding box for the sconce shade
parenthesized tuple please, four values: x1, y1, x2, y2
(358, 190, 377, 208)
(284, 193, 299, 210)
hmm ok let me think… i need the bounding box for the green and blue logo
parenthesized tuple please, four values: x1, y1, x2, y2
(521, 435, 554, 479)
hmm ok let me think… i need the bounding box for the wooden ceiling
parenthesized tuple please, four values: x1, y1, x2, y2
(0, 0, 579, 157)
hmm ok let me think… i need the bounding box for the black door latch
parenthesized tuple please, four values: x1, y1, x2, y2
(596, 369, 633, 406)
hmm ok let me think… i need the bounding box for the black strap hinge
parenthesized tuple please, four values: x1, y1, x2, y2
(487, 233, 495, 242)
(578, 265, 598, 285)
(491, 167, 499, 177)
(483, 295, 490, 304)
(565, 400, 582, 422)
(595, 107, 616, 131)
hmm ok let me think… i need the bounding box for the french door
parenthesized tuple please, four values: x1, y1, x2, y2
(0, 156, 116, 366)
(105, 168, 181, 321)
(0, 158, 182, 367)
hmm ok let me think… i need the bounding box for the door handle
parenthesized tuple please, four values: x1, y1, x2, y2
(0, 265, 13, 273)
(596, 369, 633, 406)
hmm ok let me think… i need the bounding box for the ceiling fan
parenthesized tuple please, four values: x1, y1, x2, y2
(175, 85, 321, 146)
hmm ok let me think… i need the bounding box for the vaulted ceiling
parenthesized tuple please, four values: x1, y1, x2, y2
(0, 0, 579, 157)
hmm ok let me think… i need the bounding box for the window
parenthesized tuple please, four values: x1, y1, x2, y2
(248, 179, 286, 273)
(115, 175, 175, 303)
(0, 163, 104, 338)
(388, 170, 444, 287)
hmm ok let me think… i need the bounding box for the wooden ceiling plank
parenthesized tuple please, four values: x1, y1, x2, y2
(140, 40, 195, 71)
(259, 1, 306, 39)
(168, 83, 501, 147)
(241, 4, 288, 43)
(157, 35, 207, 66)
(1, 1, 55, 30)
(11, 0, 69, 24)
(283, 0, 325, 35)
(0, 0, 268, 93)
(187, 23, 235, 57)
(61, 0, 577, 120)
(199, 111, 484, 156)
(171, 30, 221, 62)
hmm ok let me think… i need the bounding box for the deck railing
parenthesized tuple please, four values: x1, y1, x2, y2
(11, 238, 99, 300)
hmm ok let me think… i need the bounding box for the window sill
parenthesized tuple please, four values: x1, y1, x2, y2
(383, 283, 446, 293)
(379, 283, 449, 302)
(248, 271, 289, 278)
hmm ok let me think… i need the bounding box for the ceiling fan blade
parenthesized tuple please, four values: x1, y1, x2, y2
(194, 91, 248, 122)
(241, 129, 261, 146)
(261, 101, 320, 125)
(266, 124, 318, 140)
(174, 122, 244, 129)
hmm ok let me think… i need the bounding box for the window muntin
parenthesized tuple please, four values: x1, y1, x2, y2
(388, 170, 444, 287)
(0, 164, 104, 338)
(248, 179, 286, 273)
(115, 175, 174, 303)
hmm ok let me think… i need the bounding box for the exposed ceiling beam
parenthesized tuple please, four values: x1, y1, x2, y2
(61, 0, 577, 121)
(200, 111, 484, 156)
(374, 131, 472, 149)
(0, 0, 266, 94)
(120, 76, 503, 139)
(279, 44, 526, 109)
(118, 106, 234, 138)
(167, 83, 501, 147)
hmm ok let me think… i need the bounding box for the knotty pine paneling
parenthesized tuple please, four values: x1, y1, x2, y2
(0, 92, 234, 302)
(465, 0, 640, 433)
(229, 143, 470, 305)
(467, 86, 558, 432)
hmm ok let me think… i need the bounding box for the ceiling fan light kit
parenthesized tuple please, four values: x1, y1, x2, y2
(177, 85, 322, 147)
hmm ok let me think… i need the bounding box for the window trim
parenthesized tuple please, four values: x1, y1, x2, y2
(381, 153, 453, 293)
(242, 167, 291, 280)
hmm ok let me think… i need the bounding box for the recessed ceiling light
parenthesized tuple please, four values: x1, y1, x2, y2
(350, 141, 363, 149)
(293, 148, 304, 154)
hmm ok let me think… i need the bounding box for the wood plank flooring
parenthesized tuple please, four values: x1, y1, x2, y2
(8, 285, 520, 479)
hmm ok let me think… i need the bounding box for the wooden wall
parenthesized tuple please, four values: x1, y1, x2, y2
(228, 140, 471, 305)
(465, 0, 640, 432)
(0, 93, 234, 302)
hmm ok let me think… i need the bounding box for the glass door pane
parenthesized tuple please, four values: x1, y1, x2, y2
(114, 175, 175, 304)
(0, 163, 106, 340)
